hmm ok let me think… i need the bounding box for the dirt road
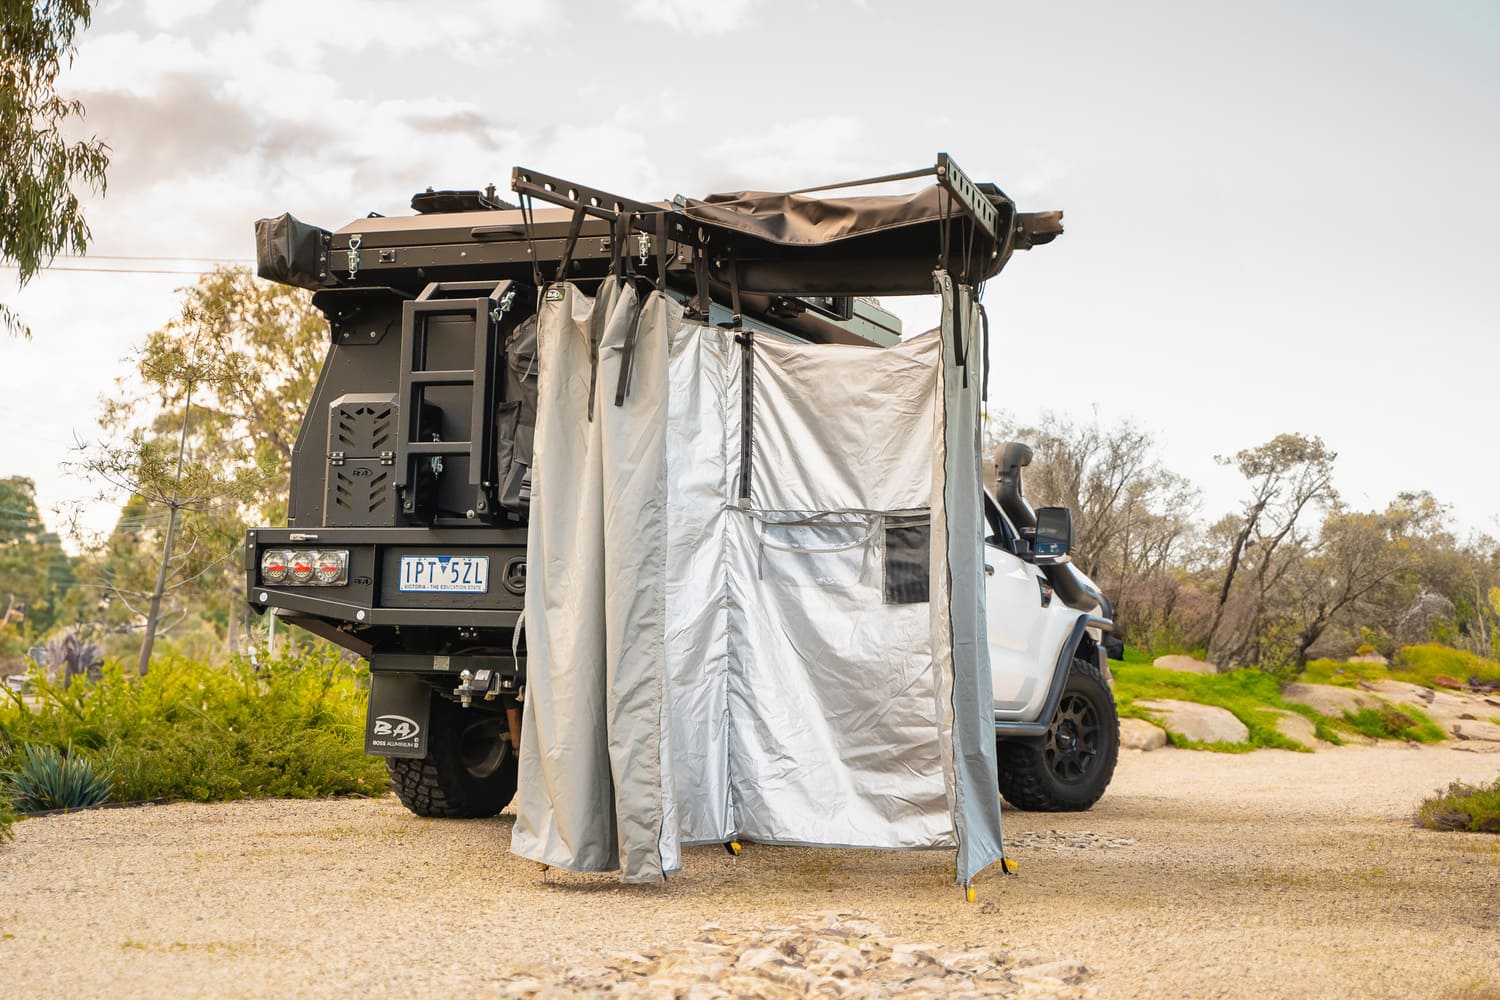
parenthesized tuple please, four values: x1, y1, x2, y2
(3, 744, 1498, 998)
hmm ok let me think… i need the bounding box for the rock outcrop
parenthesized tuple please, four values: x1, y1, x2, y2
(1280, 683, 1383, 718)
(1133, 699, 1249, 744)
(1269, 709, 1323, 748)
(1368, 679, 1500, 744)
(1152, 655, 1218, 675)
(1120, 717, 1169, 751)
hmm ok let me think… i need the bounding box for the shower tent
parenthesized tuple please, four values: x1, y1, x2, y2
(509, 158, 1056, 885)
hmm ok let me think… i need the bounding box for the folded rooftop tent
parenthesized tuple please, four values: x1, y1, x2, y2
(257, 154, 1060, 344)
(510, 153, 1062, 298)
(507, 157, 1059, 887)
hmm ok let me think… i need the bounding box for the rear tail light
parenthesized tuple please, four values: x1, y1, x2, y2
(261, 548, 349, 587)
(261, 550, 289, 583)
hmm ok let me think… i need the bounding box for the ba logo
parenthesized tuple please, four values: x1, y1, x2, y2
(373, 714, 421, 741)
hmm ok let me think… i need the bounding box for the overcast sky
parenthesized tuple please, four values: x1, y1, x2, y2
(3, 0, 1497, 544)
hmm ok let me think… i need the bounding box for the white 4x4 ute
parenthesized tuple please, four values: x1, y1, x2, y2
(986, 441, 1121, 811)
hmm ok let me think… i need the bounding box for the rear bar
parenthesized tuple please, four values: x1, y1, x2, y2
(245, 526, 526, 629)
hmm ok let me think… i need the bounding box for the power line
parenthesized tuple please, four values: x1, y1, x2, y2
(0, 263, 234, 276)
(55, 254, 253, 263)
(1, 252, 255, 277)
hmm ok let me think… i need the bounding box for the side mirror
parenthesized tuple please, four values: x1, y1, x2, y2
(1033, 506, 1073, 564)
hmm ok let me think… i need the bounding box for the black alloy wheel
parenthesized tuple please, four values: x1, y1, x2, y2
(996, 655, 1120, 812)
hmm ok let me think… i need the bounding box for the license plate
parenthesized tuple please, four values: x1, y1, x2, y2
(398, 555, 490, 593)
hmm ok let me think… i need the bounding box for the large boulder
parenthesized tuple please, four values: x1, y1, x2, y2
(1281, 682, 1384, 718)
(1120, 717, 1168, 751)
(1269, 710, 1323, 749)
(1134, 699, 1249, 745)
(1152, 655, 1218, 675)
(1451, 720, 1500, 743)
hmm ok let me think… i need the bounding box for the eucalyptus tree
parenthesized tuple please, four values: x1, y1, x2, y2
(1, 0, 109, 338)
(1205, 433, 1338, 666)
(73, 268, 323, 670)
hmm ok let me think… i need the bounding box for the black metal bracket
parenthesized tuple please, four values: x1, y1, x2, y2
(511, 167, 719, 252)
(935, 152, 1000, 243)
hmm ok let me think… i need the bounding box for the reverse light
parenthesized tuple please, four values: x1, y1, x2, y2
(314, 550, 347, 584)
(261, 548, 350, 587)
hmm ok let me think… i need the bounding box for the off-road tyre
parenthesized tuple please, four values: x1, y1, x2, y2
(387, 693, 517, 818)
(996, 655, 1119, 812)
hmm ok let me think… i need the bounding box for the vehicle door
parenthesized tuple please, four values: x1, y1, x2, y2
(983, 492, 1067, 721)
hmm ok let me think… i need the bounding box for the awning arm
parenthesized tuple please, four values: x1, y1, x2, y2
(510, 166, 714, 250)
(511, 152, 1007, 249)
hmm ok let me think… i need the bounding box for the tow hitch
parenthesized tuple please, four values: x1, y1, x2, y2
(454, 668, 505, 707)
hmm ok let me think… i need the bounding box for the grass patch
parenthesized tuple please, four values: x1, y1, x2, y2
(1418, 777, 1500, 833)
(1112, 663, 1310, 751)
(1110, 656, 1458, 749)
(1399, 644, 1500, 685)
(0, 649, 388, 808)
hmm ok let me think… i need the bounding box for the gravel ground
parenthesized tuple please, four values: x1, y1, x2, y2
(3, 743, 1498, 998)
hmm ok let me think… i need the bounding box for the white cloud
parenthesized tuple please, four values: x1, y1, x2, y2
(628, 0, 757, 35)
(63, 30, 216, 95)
(703, 116, 868, 191)
(239, 0, 558, 67)
(141, 0, 224, 30)
(527, 116, 663, 201)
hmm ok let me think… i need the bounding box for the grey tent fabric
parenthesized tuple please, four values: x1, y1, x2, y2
(930, 273, 1005, 882)
(667, 329, 953, 851)
(597, 288, 683, 880)
(513, 279, 681, 882)
(661, 327, 739, 844)
(512, 281, 619, 876)
(513, 272, 1003, 883)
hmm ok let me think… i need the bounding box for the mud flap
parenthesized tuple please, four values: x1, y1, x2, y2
(365, 673, 431, 759)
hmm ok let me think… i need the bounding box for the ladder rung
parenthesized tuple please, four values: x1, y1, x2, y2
(407, 440, 473, 455)
(410, 369, 476, 386)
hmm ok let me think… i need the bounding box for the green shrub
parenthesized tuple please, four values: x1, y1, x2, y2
(1342, 704, 1446, 743)
(2, 743, 112, 812)
(0, 796, 14, 844)
(1418, 777, 1500, 833)
(0, 649, 388, 804)
(1394, 644, 1500, 686)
